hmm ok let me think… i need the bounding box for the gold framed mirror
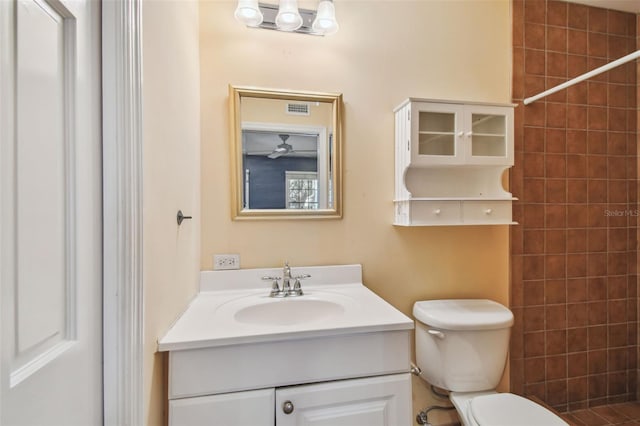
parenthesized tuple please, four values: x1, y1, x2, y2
(229, 85, 343, 220)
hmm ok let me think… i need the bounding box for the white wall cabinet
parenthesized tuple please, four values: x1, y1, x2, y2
(169, 374, 411, 426)
(394, 98, 516, 226)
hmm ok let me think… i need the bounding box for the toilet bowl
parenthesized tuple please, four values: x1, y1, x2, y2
(413, 299, 568, 426)
(450, 391, 567, 426)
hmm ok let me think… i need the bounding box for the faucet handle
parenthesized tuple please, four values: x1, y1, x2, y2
(291, 279, 304, 296)
(269, 281, 282, 297)
(287, 273, 309, 296)
(292, 273, 311, 280)
(262, 276, 283, 297)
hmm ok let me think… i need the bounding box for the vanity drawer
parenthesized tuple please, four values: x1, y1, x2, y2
(462, 200, 512, 224)
(410, 200, 461, 224)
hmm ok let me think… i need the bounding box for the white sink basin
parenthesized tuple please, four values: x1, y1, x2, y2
(215, 290, 354, 328)
(234, 298, 345, 326)
(158, 264, 414, 351)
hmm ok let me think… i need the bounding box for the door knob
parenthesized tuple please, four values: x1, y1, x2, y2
(282, 400, 294, 414)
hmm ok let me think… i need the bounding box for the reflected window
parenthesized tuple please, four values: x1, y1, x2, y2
(286, 171, 319, 209)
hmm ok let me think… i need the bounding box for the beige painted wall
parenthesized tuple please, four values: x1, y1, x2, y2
(241, 96, 333, 126)
(201, 1, 512, 424)
(142, 1, 201, 425)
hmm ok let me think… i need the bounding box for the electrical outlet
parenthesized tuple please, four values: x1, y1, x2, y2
(213, 254, 240, 270)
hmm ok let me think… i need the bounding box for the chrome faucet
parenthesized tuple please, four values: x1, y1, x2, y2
(262, 261, 310, 297)
(282, 261, 293, 295)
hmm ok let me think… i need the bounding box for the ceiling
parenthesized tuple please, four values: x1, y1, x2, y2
(243, 131, 318, 158)
(568, 0, 640, 14)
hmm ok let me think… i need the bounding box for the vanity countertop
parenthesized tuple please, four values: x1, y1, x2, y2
(158, 264, 413, 352)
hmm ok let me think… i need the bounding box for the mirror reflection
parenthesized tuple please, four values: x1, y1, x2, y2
(230, 86, 342, 219)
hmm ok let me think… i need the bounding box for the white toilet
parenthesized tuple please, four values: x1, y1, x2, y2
(413, 299, 568, 426)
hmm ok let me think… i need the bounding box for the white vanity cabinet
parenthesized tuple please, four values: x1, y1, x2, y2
(394, 98, 516, 226)
(164, 331, 412, 426)
(159, 265, 415, 426)
(169, 374, 411, 426)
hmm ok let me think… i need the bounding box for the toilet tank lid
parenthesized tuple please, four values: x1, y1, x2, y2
(413, 299, 513, 330)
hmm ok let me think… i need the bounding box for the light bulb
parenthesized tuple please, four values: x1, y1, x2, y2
(276, 0, 303, 31)
(234, 0, 263, 27)
(312, 0, 338, 35)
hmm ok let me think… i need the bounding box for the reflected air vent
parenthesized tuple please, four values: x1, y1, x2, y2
(286, 103, 310, 115)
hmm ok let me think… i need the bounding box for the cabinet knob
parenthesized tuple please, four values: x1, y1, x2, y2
(465, 131, 473, 137)
(433, 209, 441, 215)
(484, 208, 493, 215)
(282, 400, 294, 415)
(457, 131, 464, 137)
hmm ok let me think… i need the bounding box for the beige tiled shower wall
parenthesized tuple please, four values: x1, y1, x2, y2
(511, 0, 638, 412)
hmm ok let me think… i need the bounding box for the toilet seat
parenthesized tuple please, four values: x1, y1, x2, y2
(467, 393, 568, 426)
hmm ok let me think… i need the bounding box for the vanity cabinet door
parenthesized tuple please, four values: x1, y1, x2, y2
(169, 388, 274, 426)
(275, 373, 411, 426)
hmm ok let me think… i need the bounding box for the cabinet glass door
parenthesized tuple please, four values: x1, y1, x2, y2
(418, 111, 456, 156)
(470, 113, 506, 157)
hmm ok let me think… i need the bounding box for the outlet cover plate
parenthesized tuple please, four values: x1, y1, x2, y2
(213, 254, 240, 270)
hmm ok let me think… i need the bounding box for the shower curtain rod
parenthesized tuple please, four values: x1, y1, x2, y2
(523, 49, 640, 105)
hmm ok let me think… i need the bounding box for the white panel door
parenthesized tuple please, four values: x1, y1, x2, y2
(0, 0, 102, 424)
(275, 374, 412, 426)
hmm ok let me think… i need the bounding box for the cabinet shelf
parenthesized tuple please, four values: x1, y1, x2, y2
(419, 132, 505, 138)
(418, 131, 454, 135)
(394, 220, 518, 227)
(419, 132, 455, 141)
(473, 132, 505, 137)
(394, 196, 518, 202)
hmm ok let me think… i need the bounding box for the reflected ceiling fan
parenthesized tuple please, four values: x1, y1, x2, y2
(267, 134, 294, 159)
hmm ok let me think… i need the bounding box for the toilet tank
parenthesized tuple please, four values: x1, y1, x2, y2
(413, 299, 514, 392)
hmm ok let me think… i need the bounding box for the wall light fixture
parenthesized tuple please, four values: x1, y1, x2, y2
(234, 0, 339, 36)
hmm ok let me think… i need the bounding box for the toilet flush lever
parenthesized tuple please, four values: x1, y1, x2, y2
(427, 329, 445, 339)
